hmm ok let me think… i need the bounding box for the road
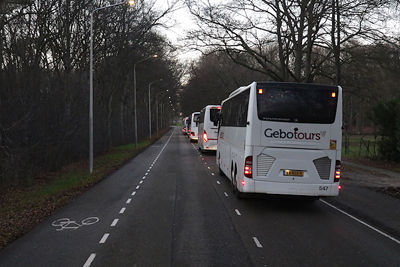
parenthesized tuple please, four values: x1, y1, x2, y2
(0, 128, 399, 267)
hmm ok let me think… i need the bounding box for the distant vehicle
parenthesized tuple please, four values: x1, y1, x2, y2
(198, 105, 221, 152)
(189, 112, 200, 142)
(182, 117, 189, 135)
(217, 82, 342, 199)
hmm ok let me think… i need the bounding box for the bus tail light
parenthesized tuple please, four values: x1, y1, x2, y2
(203, 130, 208, 143)
(244, 156, 252, 178)
(334, 160, 341, 182)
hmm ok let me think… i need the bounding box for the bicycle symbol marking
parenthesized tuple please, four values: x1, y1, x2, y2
(51, 217, 99, 231)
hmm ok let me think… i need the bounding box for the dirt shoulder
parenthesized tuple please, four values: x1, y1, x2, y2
(343, 160, 400, 199)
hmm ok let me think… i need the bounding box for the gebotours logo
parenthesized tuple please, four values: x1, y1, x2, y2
(264, 128, 324, 140)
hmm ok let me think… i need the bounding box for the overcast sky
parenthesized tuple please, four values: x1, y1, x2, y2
(154, 0, 202, 62)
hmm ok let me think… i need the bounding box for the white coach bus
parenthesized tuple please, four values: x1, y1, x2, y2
(189, 112, 200, 142)
(217, 82, 342, 199)
(198, 105, 221, 152)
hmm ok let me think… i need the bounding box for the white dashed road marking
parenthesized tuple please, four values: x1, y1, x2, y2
(126, 198, 132, 204)
(136, 185, 140, 189)
(131, 191, 136, 196)
(111, 219, 119, 227)
(99, 233, 110, 244)
(139, 180, 143, 184)
(119, 207, 126, 214)
(216, 181, 221, 184)
(224, 192, 229, 197)
(235, 209, 242, 216)
(253, 237, 263, 248)
(83, 253, 96, 267)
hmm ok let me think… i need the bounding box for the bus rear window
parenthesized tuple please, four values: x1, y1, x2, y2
(257, 84, 338, 124)
(209, 108, 219, 124)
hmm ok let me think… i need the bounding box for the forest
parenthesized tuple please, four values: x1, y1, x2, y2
(180, 0, 400, 160)
(0, 0, 181, 185)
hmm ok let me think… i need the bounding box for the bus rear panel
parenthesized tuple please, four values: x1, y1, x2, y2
(218, 82, 342, 197)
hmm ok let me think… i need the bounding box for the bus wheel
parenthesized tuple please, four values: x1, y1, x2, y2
(219, 166, 224, 176)
(232, 166, 246, 199)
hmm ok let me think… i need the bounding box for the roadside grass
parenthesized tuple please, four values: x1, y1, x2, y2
(342, 135, 378, 159)
(342, 134, 400, 173)
(0, 130, 168, 249)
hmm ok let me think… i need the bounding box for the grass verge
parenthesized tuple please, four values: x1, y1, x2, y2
(0, 129, 169, 249)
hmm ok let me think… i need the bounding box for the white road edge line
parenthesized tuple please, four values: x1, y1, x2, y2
(224, 192, 229, 197)
(83, 253, 96, 267)
(320, 199, 400, 245)
(235, 209, 241, 216)
(99, 233, 110, 244)
(111, 219, 119, 227)
(253, 237, 263, 248)
(119, 207, 126, 214)
(126, 198, 132, 204)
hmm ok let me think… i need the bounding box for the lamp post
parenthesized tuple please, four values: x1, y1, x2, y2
(133, 54, 157, 146)
(148, 79, 163, 139)
(89, 0, 136, 174)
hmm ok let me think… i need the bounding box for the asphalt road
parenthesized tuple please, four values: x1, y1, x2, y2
(0, 128, 399, 267)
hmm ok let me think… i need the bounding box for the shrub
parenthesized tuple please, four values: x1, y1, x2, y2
(371, 98, 400, 161)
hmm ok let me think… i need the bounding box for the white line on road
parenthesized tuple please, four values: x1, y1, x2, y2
(320, 199, 400, 245)
(111, 219, 119, 227)
(83, 253, 96, 267)
(217, 181, 221, 184)
(142, 176, 146, 179)
(145, 172, 148, 175)
(224, 192, 229, 197)
(235, 209, 241, 216)
(253, 237, 263, 248)
(119, 207, 126, 214)
(136, 185, 140, 189)
(139, 180, 143, 184)
(99, 233, 110, 244)
(131, 191, 136, 196)
(207, 166, 211, 169)
(126, 198, 132, 204)
(211, 173, 215, 176)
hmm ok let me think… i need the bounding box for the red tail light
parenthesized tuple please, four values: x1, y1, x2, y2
(191, 132, 195, 136)
(334, 160, 341, 182)
(244, 156, 252, 178)
(203, 130, 208, 143)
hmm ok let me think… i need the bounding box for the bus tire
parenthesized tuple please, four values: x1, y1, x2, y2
(232, 165, 246, 199)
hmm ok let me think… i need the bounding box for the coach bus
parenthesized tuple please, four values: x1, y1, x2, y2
(217, 82, 342, 199)
(198, 105, 221, 152)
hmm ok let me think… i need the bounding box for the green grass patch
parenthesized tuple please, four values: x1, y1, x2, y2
(342, 134, 379, 159)
(0, 131, 168, 249)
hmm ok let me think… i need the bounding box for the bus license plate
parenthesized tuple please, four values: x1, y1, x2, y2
(283, 170, 304, 177)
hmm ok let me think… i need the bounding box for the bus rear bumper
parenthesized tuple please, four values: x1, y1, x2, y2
(241, 179, 340, 196)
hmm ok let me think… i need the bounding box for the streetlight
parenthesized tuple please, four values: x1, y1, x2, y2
(89, 0, 136, 173)
(148, 78, 163, 139)
(133, 54, 158, 146)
